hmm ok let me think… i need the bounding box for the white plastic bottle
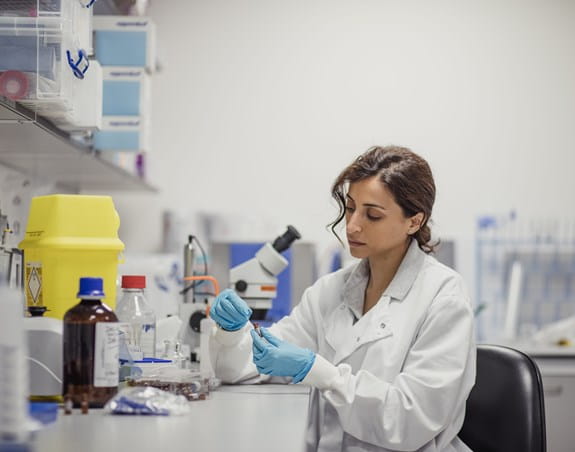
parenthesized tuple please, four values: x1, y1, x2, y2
(116, 275, 156, 359)
(0, 281, 30, 448)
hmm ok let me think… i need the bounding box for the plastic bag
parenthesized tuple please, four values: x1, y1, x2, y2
(104, 386, 191, 416)
(126, 366, 208, 401)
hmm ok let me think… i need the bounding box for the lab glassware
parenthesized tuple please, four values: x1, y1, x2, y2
(63, 277, 119, 408)
(116, 275, 157, 359)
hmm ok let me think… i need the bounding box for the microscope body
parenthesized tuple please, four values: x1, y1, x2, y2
(179, 226, 301, 350)
(229, 243, 288, 316)
(229, 226, 301, 320)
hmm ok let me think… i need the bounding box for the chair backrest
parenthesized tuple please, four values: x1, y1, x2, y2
(459, 344, 546, 452)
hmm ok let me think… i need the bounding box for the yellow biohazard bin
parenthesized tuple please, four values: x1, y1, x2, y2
(19, 194, 125, 319)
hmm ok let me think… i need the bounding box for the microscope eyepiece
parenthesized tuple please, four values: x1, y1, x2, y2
(272, 225, 301, 253)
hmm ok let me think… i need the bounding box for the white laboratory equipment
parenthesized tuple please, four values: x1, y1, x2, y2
(0, 281, 30, 449)
(24, 306, 63, 398)
(229, 225, 301, 319)
(178, 236, 212, 361)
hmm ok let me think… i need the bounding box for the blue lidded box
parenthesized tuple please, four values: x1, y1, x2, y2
(93, 116, 149, 152)
(102, 67, 150, 117)
(93, 16, 156, 71)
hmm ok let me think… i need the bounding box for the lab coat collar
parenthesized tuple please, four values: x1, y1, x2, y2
(342, 239, 425, 315)
(342, 259, 369, 319)
(383, 239, 426, 301)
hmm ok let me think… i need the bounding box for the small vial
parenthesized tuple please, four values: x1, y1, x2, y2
(162, 340, 171, 359)
(80, 394, 89, 415)
(172, 342, 186, 369)
(251, 321, 262, 337)
(64, 394, 73, 415)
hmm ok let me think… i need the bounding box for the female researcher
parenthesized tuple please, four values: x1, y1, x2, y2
(209, 145, 476, 452)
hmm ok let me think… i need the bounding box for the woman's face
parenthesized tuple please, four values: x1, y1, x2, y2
(345, 176, 421, 260)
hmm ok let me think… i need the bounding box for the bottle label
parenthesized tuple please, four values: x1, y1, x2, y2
(93, 323, 119, 387)
(118, 322, 139, 351)
(117, 321, 156, 358)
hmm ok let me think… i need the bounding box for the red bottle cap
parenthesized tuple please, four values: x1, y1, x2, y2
(121, 275, 146, 289)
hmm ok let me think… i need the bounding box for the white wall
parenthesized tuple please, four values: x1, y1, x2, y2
(111, 0, 575, 295)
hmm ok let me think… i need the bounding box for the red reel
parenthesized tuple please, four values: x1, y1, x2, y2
(0, 70, 30, 101)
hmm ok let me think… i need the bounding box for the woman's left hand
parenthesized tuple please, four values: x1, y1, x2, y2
(250, 327, 315, 383)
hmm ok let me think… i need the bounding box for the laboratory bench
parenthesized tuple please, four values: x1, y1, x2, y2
(34, 385, 310, 452)
(30, 348, 575, 452)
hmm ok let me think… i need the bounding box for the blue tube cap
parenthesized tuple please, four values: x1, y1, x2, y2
(77, 277, 105, 298)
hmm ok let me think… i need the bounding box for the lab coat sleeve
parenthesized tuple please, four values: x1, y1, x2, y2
(209, 284, 321, 385)
(209, 323, 262, 384)
(269, 285, 320, 351)
(302, 295, 475, 451)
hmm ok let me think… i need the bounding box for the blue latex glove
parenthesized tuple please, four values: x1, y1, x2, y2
(250, 327, 315, 383)
(209, 289, 252, 331)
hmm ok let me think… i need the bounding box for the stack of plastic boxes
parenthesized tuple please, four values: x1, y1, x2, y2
(92, 15, 156, 178)
(0, 0, 103, 130)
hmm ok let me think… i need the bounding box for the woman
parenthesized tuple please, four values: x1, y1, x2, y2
(209, 145, 476, 451)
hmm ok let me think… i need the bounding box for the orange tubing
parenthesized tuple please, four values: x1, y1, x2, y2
(183, 275, 221, 316)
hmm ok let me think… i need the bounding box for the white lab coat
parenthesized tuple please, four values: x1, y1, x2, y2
(210, 240, 476, 452)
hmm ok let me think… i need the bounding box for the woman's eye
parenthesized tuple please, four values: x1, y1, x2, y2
(367, 213, 382, 221)
(345, 206, 355, 213)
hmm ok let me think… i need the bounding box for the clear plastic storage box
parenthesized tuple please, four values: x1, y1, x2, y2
(0, 26, 88, 119)
(0, 1, 100, 128)
(0, 0, 95, 54)
(55, 57, 102, 130)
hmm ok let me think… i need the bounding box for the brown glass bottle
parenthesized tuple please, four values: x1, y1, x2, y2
(63, 277, 119, 408)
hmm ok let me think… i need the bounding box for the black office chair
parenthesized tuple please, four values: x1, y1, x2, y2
(459, 344, 547, 452)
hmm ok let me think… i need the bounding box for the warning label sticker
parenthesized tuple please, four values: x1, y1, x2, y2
(25, 262, 42, 306)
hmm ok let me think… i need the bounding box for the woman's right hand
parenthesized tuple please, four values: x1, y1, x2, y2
(209, 289, 253, 331)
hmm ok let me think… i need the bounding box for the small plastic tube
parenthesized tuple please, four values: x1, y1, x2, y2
(251, 321, 262, 337)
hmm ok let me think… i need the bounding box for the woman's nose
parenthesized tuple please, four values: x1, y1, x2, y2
(346, 213, 362, 233)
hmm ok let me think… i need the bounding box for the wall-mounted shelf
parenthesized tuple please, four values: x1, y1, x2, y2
(0, 97, 157, 193)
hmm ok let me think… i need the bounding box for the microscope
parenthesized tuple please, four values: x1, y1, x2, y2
(179, 225, 301, 359)
(178, 235, 207, 360)
(229, 225, 301, 320)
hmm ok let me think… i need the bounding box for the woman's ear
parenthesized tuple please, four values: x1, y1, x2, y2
(407, 213, 424, 235)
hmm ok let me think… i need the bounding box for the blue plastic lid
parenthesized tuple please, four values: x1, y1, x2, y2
(135, 358, 172, 363)
(77, 277, 105, 298)
(29, 401, 58, 425)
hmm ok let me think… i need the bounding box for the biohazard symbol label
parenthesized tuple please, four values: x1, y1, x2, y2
(25, 262, 43, 306)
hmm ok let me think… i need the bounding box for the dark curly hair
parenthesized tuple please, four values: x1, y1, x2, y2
(329, 145, 438, 254)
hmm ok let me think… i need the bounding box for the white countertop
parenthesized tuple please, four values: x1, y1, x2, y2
(34, 385, 310, 452)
